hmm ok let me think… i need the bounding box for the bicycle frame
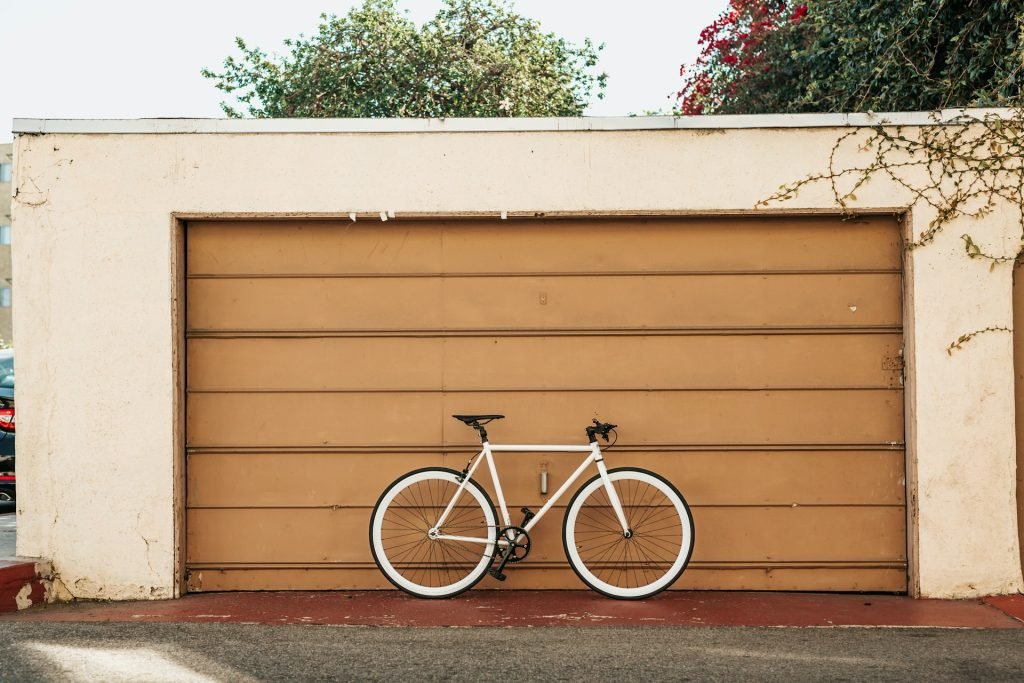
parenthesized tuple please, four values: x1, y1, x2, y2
(430, 440, 631, 545)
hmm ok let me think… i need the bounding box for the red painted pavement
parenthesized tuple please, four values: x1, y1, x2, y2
(2, 590, 1022, 628)
(983, 594, 1024, 624)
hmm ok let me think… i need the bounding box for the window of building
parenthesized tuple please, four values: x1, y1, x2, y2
(0, 164, 10, 183)
(0, 289, 11, 308)
(0, 226, 10, 245)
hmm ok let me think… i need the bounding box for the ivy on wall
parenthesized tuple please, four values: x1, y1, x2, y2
(758, 109, 1024, 353)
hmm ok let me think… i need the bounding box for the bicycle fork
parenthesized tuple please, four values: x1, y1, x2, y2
(593, 448, 633, 539)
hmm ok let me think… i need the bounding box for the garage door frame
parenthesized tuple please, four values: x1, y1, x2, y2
(172, 208, 914, 597)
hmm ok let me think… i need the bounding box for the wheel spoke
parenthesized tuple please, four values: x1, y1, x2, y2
(372, 470, 495, 597)
(565, 469, 692, 598)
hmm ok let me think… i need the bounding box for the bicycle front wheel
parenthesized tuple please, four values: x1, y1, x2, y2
(563, 467, 694, 599)
(369, 467, 497, 598)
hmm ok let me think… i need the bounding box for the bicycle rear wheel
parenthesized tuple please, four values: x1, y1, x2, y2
(370, 467, 497, 598)
(563, 467, 694, 599)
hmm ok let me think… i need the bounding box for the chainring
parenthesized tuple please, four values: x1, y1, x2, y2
(496, 525, 531, 563)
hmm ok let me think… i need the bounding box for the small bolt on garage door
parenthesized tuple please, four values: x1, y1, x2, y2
(184, 216, 906, 592)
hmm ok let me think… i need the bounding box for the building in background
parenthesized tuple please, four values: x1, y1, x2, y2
(0, 143, 11, 345)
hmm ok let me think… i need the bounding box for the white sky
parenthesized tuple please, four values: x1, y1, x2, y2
(1, 1, 727, 142)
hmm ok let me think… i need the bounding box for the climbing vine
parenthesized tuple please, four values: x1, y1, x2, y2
(757, 108, 1024, 352)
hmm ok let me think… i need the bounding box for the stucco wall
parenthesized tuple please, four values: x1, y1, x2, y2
(11, 116, 1024, 599)
(0, 142, 12, 344)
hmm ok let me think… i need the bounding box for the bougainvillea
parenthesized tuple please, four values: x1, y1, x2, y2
(676, 0, 804, 115)
(677, 0, 1024, 115)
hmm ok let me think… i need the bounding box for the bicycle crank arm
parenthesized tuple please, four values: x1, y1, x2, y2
(488, 551, 513, 582)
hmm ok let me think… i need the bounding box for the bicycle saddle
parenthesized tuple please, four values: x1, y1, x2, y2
(452, 414, 505, 425)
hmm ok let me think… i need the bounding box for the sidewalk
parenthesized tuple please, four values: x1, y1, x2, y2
(3, 589, 1023, 628)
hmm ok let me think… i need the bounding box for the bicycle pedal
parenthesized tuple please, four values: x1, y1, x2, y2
(488, 569, 507, 582)
(519, 507, 535, 524)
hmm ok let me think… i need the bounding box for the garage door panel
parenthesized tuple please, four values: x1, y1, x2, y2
(696, 507, 906, 562)
(189, 334, 904, 391)
(186, 452, 462, 508)
(188, 508, 368, 564)
(187, 278, 444, 332)
(188, 220, 445, 275)
(441, 334, 903, 391)
(676, 566, 905, 592)
(441, 217, 901, 273)
(188, 451, 905, 508)
(187, 390, 903, 448)
(187, 273, 901, 331)
(187, 566, 906, 592)
(186, 216, 907, 593)
(186, 506, 904, 565)
(187, 392, 442, 447)
(478, 451, 906, 508)
(448, 274, 901, 331)
(188, 338, 446, 391)
(187, 216, 900, 276)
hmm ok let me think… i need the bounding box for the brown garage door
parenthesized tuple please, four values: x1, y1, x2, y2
(185, 216, 906, 592)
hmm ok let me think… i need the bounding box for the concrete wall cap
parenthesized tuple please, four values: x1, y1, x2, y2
(11, 108, 1017, 135)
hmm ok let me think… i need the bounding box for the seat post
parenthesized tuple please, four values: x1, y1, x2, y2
(473, 423, 489, 443)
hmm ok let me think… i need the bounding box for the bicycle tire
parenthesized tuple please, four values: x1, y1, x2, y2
(369, 467, 497, 599)
(562, 467, 694, 599)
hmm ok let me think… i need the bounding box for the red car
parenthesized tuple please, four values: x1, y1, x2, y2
(0, 404, 12, 503)
(0, 349, 14, 504)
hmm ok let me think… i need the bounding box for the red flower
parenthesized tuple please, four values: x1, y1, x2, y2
(792, 4, 808, 20)
(722, 54, 739, 66)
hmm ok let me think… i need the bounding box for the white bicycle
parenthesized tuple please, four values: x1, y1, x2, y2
(369, 415, 695, 599)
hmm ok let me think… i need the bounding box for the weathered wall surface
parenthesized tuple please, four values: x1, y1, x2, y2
(0, 143, 13, 344)
(11, 117, 1024, 599)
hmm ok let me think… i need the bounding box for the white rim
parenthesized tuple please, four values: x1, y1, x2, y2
(371, 470, 496, 598)
(564, 470, 692, 598)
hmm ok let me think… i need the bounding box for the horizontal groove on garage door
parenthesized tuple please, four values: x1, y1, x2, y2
(188, 268, 902, 279)
(187, 561, 909, 569)
(188, 326, 905, 338)
(185, 215, 907, 592)
(187, 444, 904, 453)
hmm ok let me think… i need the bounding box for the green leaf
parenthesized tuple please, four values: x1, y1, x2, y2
(202, 0, 606, 118)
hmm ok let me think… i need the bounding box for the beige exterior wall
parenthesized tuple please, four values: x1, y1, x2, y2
(11, 115, 1024, 600)
(0, 143, 12, 345)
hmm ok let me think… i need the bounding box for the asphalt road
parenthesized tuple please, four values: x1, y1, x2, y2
(1, 623, 1023, 682)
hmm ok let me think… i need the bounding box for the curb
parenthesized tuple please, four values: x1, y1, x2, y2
(4, 590, 1023, 628)
(0, 559, 47, 613)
